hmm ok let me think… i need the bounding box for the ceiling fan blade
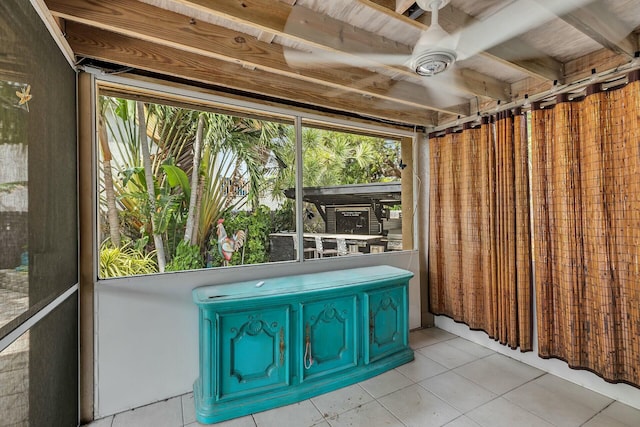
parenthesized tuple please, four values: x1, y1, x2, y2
(282, 3, 414, 70)
(453, 0, 595, 60)
(419, 81, 467, 111)
(320, 73, 463, 116)
(420, 65, 469, 103)
(283, 48, 411, 69)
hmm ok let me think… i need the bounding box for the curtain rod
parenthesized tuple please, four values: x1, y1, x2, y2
(428, 54, 640, 133)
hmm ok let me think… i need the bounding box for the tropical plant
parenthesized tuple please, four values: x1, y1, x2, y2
(272, 199, 296, 232)
(193, 114, 288, 250)
(266, 127, 402, 232)
(98, 110, 121, 247)
(268, 127, 401, 199)
(99, 242, 158, 278)
(165, 240, 204, 271)
(98, 95, 293, 277)
(207, 206, 273, 267)
(303, 128, 401, 186)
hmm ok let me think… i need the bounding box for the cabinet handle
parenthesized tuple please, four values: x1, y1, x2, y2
(369, 310, 375, 341)
(279, 327, 285, 366)
(304, 323, 314, 369)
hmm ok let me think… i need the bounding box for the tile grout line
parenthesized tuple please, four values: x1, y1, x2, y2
(180, 395, 184, 426)
(373, 392, 412, 427)
(412, 346, 553, 425)
(490, 372, 583, 427)
(414, 342, 495, 372)
(579, 400, 615, 427)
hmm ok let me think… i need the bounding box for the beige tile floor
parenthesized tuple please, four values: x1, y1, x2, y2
(86, 328, 640, 427)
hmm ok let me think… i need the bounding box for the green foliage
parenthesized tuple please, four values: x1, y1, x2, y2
(166, 240, 204, 271)
(268, 127, 402, 233)
(161, 163, 191, 199)
(208, 206, 272, 267)
(272, 199, 295, 232)
(269, 127, 401, 196)
(302, 129, 401, 186)
(99, 242, 158, 278)
(0, 181, 27, 194)
(98, 94, 402, 277)
(120, 166, 146, 189)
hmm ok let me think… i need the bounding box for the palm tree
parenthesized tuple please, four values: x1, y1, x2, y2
(99, 98, 193, 271)
(184, 113, 205, 245)
(100, 98, 147, 240)
(98, 104, 121, 248)
(268, 127, 400, 193)
(137, 101, 167, 272)
(194, 114, 288, 250)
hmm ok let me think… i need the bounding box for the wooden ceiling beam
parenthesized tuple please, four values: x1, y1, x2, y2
(368, 0, 415, 15)
(64, 22, 437, 126)
(395, 0, 416, 14)
(175, 0, 411, 54)
(367, 0, 397, 12)
(46, 0, 468, 116)
(168, 0, 510, 101)
(559, 2, 638, 58)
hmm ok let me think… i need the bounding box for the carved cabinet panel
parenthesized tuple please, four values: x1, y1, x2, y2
(365, 286, 407, 363)
(299, 296, 357, 381)
(218, 307, 290, 400)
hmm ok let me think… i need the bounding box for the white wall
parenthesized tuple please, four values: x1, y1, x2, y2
(94, 251, 420, 418)
(434, 316, 640, 411)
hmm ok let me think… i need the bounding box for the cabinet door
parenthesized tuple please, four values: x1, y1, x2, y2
(218, 307, 290, 400)
(364, 285, 407, 363)
(300, 296, 357, 381)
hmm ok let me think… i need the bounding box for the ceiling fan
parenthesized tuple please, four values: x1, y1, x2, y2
(284, 0, 596, 80)
(281, 0, 637, 116)
(409, 0, 609, 77)
(409, 0, 457, 77)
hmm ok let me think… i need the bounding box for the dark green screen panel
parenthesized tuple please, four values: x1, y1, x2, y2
(29, 292, 78, 426)
(0, 0, 77, 337)
(0, 1, 78, 426)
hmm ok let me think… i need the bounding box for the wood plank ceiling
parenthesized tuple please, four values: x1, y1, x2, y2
(43, 0, 640, 128)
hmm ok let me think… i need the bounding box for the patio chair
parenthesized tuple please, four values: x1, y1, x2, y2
(293, 235, 317, 259)
(315, 236, 339, 257)
(336, 238, 349, 256)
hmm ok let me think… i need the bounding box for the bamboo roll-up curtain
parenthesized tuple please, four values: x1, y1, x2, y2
(532, 72, 640, 386)
(429, 128, 470, 324)
(513, 113, 532, 349)
(494, 112, 533, 349)
(429, 113, 532, 350)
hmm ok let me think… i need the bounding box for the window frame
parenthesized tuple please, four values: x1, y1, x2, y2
(91, 69, 417, 282)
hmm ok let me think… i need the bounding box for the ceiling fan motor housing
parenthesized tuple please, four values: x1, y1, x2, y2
(412, 49, 457, 76)
(415, 0, 451, 11)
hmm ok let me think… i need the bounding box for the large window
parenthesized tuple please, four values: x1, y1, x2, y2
(97, 88, 412, 279)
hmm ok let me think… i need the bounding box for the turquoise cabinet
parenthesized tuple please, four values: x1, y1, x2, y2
(193, 265, 414, 424)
